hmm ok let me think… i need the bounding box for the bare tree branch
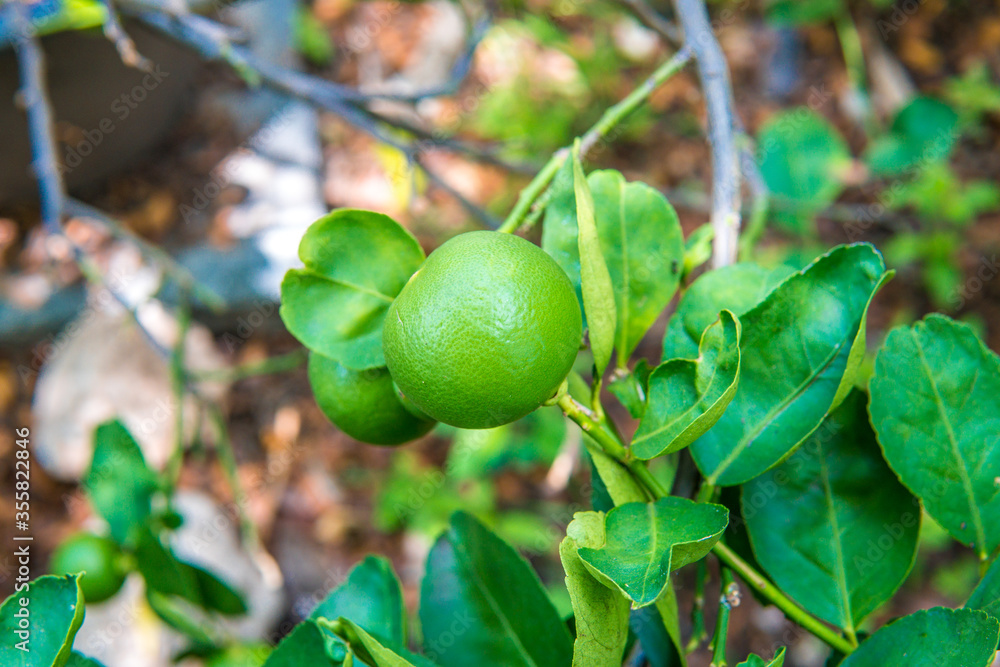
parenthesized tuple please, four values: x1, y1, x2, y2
(673, 0, 741, 267)
(98, 0, 153, 70)
(615, 0, 681, 44)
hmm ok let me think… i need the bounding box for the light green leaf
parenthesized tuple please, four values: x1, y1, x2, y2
(587, 170, 684, 361)
(0, 575, 85, 667)
(336, 618, 438, 667)
(85, 420, 157, 545)
(743, 391, 920, 632)
(309, 555, 406, 644)
(839, 607, 998, 667)
(691, 244, 890, 486)
(585, 440, 648, 506)
(578, 498, 728, 608)
(966, 557, 1000, 621)
(66, 652, 105, 667)
(420, 512, 573, 666)
(573, 148, 617, 375)
(869, 314, 1000, 559)
(758, 108, 851, 230)
(662, 262, 795, 360)
(560, 513, 630, 667)
(280, 209, 425, 370)
(865, 97, 958, 177)
(736, 646, 786, 667)
(634, 310, 741, 459)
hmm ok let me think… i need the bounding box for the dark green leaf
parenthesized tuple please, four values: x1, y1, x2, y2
(758, 109, 851, 230)
(764, 0, 843, 24)
(587, 170, 684, 361)
(67, 652, 105, 667)
(145, 590, 218, 646)
(573, 148, 617, 375)
(966, 557, 1000, 620)
(736, 647, 786, 667)
(662, 263, 795, 360)
(263, 620, 340, 667)
(560, 512, 630, 666)
(577, 498, 728, 608)
(628, 605, 684, 667)
(134, 528, 199, 601)
(585, 440, 648, 507)
(743, 391, 920, 632)
(608, 360, 652, 419)
(85, 420, 157, 544)
(869, 314, 1000, 559)
(839, 607, 998, 667)
(865, 97, 958, 176)
(0, 575, 85, 667)
(419, 512, 573, 666)
(182, 562, 248, 616)
(310, 555, 406, 644)
(280, 209, 425, 370)
(634, 310, 741, 459)
(691, 244, 890, 486)
(336, 618, 438, 667)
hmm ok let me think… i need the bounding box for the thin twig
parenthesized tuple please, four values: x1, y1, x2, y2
(98, 0, 153, 70)
(673, 0, 741, 267)
(615, 0, 682, 44)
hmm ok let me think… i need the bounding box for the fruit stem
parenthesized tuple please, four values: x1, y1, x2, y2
(497, 46, 694, 233)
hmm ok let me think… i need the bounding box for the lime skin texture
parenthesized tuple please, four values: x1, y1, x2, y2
(308, 352, 436, 445)
(383, 231, 582, 429)
(49, 532, 128, 604)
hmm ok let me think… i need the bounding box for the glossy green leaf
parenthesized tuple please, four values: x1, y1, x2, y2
(587, 170, 684, 360)
(280, 209, 425, 370)
(66, 653, 105, 667)
(420, 512, 573, 666)
(743, 391, 919, 632)
(691, 244, 890, 486)
(263, 620, 341, 667)
(634, 310, 741, 459)
(85, 420, 158, 545)
(865, 97, 958, 177)
(573, 149, 617, 375)
(608, 359, 652, 419)
(869, 314, 1000, 559)
(560, 512, 630, 667)
(663, 263, 795, 360)
(336, 618, 437, 667)
(736, 647, 786, 667)
(310, 555, 406, 644)
(585, 440, 648, 507)
(578, 498, 728, 608)
(966, 557, 1000, 620)
(758, 108, 851, 229)
(0, 575, 85, 667)
(839, 607, 998, 667)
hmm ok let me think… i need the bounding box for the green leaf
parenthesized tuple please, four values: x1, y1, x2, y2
(182, 563, 248, 616)
(67, 652, 105, 667)
(573, 148, 617, 375)
(0, 575, 85, 667)
(736, 647, 786, 667)
(336, 618, 438, 667)
(420, 512, 573, 666)
(309, 555, 406, 644)
(560, 513, 630, 667)
(966, 557, 1000, 620)
(758, 108, 851, 230)
(662, 263, 795, 360)
(577, 498, 728, 608)
(652, 583, 687, 667)
(691, 244, 890, 486)
(869, 314, 1000, 559)
(839, 607, 998, 667)
(742, 391, 920, 632)
(587, 170, 684, 361)
(85, 420, 158, 545)
(585, 440, 648, 506)
(280, 209, 425, 370)
(263, 620, 341, 667)
(865, 97, 958, 176)
(634, 310, 741, 459)
(764, 0, 843, 24)
(608, 359, 652, 419)
(628, 604, 684, 667)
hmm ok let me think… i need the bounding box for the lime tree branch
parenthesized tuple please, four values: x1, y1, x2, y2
(673, 0, 741, 267)
(497, 45, 694, 233)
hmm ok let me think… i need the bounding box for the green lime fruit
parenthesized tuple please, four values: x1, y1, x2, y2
(308, 352, 436, 445)
(49, 532, 128, 603)
(382, 231, 582, 429)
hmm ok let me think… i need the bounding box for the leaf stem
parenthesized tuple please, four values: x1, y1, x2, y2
(557, 394, 627, 461)
(713, 541, 856, 655)
(497, 46, 693, 233)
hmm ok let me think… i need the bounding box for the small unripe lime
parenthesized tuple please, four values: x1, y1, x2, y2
(49, 533, 128, 603)
(308, 353, 436, 445)
(382, 231, 582, 429)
